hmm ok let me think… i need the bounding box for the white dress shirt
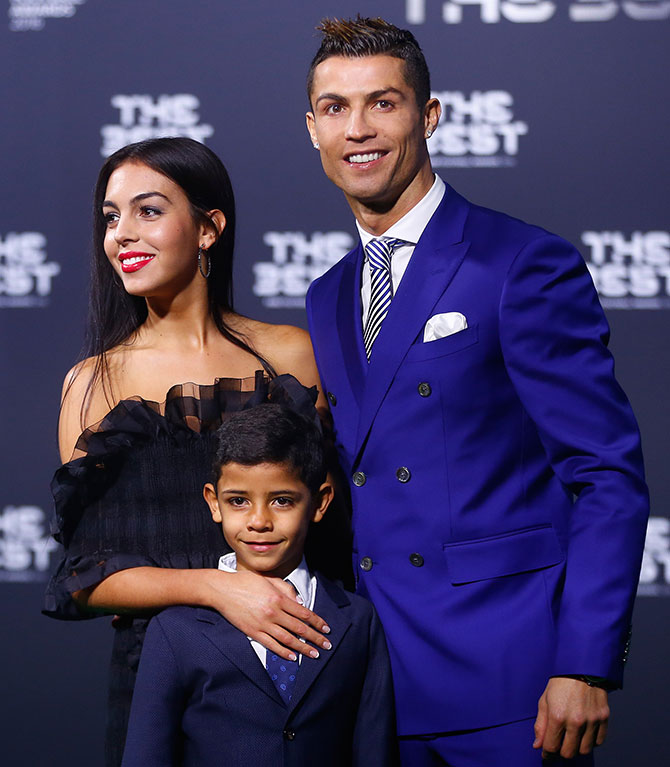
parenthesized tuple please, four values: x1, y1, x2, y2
(358, 174, 446, 325)
(218, 552, 316, 666)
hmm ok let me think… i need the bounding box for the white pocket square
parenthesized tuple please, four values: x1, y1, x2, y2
(423, 312, 468, 342)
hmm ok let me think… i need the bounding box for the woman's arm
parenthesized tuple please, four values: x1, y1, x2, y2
(75, 567, 332, 660)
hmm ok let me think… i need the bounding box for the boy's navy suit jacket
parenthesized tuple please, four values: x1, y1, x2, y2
(306, 182, 649, 735)
(121, 574, 398, 767)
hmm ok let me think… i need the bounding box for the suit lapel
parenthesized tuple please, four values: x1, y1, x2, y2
(288, 576, 352, 711)
(354, 186, 471, 459)
(198, 609, 284, 707)
(335, 245, 367, 408)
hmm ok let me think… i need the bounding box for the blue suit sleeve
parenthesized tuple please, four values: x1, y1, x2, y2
(352, 604, 400, 766)
(499, 234, 649, 684)
(121, 614, 184, 766)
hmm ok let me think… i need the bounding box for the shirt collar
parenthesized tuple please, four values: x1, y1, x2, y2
(218, 552, 312, 607)
(356, 173, 446, 253)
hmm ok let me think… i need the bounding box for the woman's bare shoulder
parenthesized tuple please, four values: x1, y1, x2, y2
(58, 353, 125, 461)
(230, 315, 313, 367)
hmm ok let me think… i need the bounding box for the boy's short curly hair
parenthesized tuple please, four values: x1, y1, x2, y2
(212, 404, 326, 495)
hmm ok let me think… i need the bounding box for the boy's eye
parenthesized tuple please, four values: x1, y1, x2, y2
(228, 497, 248, 508)
(273, 496, 294, 508)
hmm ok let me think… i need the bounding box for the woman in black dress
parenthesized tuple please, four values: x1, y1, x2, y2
(44, 138, 334, 766)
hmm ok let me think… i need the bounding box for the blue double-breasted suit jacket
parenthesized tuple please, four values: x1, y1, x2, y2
(121, 574, 398, 766)
(306, 182, 649, 736)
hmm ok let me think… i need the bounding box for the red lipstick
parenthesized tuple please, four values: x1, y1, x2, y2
(119, 251, 155, 273)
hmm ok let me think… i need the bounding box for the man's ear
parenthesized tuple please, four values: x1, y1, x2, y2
(311, 481, 334, 524)
(306, 111, 319, 148)
(423, 97, 441, 138)
(203, 482, 222, 524)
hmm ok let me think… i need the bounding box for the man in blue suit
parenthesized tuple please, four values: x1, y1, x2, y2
(121, 405, 398, 766)
(305, 16, 649, 766)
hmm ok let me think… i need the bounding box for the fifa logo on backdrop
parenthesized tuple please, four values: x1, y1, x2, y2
(429, 90, 528, 168)
(406, 0, 670, 24)
(0, 232, 60, 308)
(8, 0, 87, 31)
(100, 94, 214, 157)
(0, 506, 58, 582)
(638, 517, 670, 597)
(253, 231, 355, 309)
(581, 230, 670, 309)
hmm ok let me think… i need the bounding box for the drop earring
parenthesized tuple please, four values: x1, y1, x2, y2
(198, 246, 211, 279)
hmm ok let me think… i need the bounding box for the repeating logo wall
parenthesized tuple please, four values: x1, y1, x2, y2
(253, 231, 355, 308)
(582, 230, 670, 309)
(429, 90, 527, 167)
(406, 0, 670, 24)
(638, 517, 670, 596)
(8, 0, 87, 31)
(101, 94, 214, 158)
(0, 505, 58, 582)
(0, 232, 60, 308)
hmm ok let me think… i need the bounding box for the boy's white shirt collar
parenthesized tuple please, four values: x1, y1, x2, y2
(218, 552, 314, 610)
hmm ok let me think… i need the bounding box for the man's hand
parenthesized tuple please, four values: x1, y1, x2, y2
(533, 677, 610, 759)
(204, 569, 332, 661)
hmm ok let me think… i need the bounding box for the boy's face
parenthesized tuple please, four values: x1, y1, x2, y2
(203, 462, 332, 580)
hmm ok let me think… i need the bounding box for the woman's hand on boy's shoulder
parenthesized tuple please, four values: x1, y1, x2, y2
(202, 568, 332, 660)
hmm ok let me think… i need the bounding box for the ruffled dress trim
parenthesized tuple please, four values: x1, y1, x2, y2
(44, 373, 319, 620)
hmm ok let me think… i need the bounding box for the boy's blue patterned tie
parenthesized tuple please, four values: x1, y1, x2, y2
(266, 651, 299, 705)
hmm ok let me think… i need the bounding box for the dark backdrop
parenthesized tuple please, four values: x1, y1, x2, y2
(1, 2, 667, 764)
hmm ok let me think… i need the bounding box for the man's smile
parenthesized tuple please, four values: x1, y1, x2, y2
(344, 151, 387, 165)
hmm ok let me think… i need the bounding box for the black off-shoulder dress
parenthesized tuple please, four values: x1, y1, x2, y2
(44, 373, 319, 767)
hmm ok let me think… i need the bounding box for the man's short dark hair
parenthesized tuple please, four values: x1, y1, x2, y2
(212, 404, 326, 495)
(307, 15, 431, 108)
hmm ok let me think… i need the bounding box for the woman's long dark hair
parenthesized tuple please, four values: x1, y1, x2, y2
(76, 137, 274, 419)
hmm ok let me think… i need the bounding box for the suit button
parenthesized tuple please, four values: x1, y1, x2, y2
(283, 729, 296, 741)
(418, 382, 432, 397)
(327, 391, 337, 406)
(360, 557, 373, 571)
(409, 553, 424, 567)
(352, 471, 366, 487)
(396, 466, 411, 483)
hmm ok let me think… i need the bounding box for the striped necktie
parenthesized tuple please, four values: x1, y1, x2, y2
(363, 238, 404, 360)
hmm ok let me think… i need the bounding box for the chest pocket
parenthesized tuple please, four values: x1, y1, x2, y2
(405, 323, 479, 363)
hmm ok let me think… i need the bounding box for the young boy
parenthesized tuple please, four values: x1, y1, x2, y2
(121, 404, 398, 767)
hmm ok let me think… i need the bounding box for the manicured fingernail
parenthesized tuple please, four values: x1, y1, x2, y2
(322, 624, 331, 633)
(310, 649, 320, 658)
(322, 640, 332, 650)
(289, 653, 297, 661)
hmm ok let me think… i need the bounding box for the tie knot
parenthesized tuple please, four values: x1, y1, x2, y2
(365, 238, 404, 270)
